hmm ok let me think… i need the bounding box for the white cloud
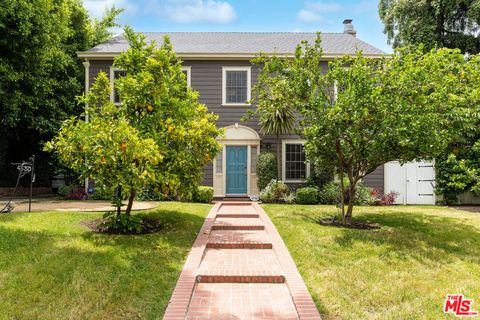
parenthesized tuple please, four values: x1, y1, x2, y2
(305, 1, 341, 13)
(163, 0, 237, 23)
(297, 9, 323, 23)
(297, 1, 341, 24)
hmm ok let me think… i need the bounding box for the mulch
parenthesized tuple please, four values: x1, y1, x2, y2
(317, 218, 381, 230)
(80, 216, 163, 235)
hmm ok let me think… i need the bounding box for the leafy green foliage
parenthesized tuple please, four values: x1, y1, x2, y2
(113, 27, 222, 199)
(247, 54, 297, 179)
(89, 184, 115, 201)
(256, 152, 278, 191)
(259, 179, 290, 203)
(436, 144, 480, 204)
(319, 181, 341, 205)
(282, 192, 296, 204)
(192, 186, 214, 203)
(254, 33, 480, 224)
(295, 187, 319, 204)
(379, 0, 480, 53)
(102, 211, 143, 234)
(46, 72, 161, 216)
(0, 0, 122, 186)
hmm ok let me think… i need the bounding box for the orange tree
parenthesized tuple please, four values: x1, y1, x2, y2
(46, 27, 221, 230)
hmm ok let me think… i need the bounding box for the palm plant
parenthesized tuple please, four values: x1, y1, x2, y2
(258, 103, 295, 179)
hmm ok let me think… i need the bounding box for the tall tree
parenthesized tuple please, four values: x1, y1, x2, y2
(0, 0, 122, 187)
(254, 35, 478, 224)
(379, 0, 480, 53)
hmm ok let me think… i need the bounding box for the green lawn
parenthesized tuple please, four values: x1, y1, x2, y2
(0, 202, 211, 320)
(263, 204, 480, 320)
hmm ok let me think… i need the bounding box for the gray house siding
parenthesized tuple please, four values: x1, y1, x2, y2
(362, 165, 384, 192)
(87, 58, 379, 189)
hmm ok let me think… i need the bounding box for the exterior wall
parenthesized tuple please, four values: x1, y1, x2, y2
(362, 165, 384, 192)
(86, 59, 330, 195)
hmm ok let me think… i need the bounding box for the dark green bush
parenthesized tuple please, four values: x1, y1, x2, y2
(295, 187, 319, 204)
(137, 187, 164, 201)
(319, 181, 341, 204)
(57, 185, 73, 198)
(256, 152, 278, 191)
(319, 180, 374, 205)
(259, 179, 290, 203)
(102, 211, 142, 234)
(193, 186, 214, 203)
(89, 185, 114, 200)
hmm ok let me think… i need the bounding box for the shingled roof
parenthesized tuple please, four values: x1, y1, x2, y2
(78, 32, 385, 58)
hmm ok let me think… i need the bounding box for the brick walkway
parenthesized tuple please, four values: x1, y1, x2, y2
(163, 202, 321, 320)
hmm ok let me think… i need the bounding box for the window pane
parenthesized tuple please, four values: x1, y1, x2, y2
(285, 144, 306, 180)
(216, 150, 223, 174)
(226, 71, 247, 103)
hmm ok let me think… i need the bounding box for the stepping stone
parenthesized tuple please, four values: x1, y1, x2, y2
(212, 217, 265, 230)
(196, 249, 285, 283)
(206, 230, 272, 249)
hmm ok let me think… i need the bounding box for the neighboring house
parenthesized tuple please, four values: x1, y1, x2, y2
(77, 20, 436, 204)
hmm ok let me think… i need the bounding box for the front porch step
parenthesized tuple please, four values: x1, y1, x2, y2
(206, 230, 272, 249)
(212, 217, 265, 231)
(196, 249, 285, 283)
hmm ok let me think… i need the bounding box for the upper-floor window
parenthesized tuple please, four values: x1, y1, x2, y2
(282, 140, 310, 182)
(181, 66, 191, 87)
(222, 66, 251, 106)
(110, 68, 126, 104)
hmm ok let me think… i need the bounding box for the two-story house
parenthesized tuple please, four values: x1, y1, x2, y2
(77, 20, 436, 204)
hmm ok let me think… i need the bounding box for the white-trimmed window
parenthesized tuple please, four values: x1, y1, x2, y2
(282, 140, 310, 182)
(181, 66, 191, 87)
(110, 67, 126, 104)
(222, 66, 251, 106)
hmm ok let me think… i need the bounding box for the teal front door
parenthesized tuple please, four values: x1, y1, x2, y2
(226, 146, 248, 194)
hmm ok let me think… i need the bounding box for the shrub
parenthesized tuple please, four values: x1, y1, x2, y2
(57, 185, 73, 198)
(102, 211, 142, 234)
(256, 152, 278, 191)
(371, 189, 398, 205)
(193, 186, 214, 203)
(305, 166, 335, 190)
(296, 187, 319, 204)
(89, 185, 114, 200)
(319, 181, 341, 205)
(282, 193, 296, 204)
(65, 186, 87, 200)
(353, 182, 374, 205)
(137, 187, 164, 201)
(259, 179, 290, 203)
(319, 180, 374, 205)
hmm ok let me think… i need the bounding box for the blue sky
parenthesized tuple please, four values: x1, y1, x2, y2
(84, 0, 392, 53)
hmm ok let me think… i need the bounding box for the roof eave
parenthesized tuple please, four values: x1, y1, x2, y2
(77, 51, 387, 60)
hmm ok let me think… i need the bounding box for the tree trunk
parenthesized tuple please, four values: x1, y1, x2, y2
(116, 185, 122, 217)
(276, 134, 281, 180)
(344, 184, 356, 225)
(125, 190, 136, 216)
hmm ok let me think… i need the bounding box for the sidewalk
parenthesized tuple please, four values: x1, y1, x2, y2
(163, 202, 321, 320)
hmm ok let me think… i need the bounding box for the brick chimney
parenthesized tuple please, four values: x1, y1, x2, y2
(343, 19, 357, 37)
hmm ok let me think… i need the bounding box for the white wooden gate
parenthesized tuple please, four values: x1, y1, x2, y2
(384, 161, 436, 205)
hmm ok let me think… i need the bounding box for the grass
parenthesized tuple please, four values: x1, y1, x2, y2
(0, 202, 212, 320)
(263, 204, 480, 320)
